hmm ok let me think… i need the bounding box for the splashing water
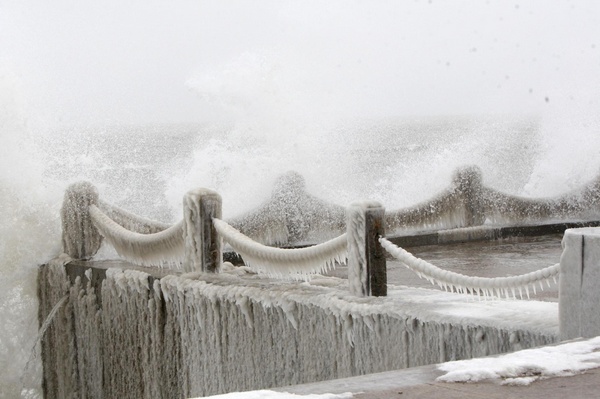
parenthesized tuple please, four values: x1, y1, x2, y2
(1, 1, 599, 397)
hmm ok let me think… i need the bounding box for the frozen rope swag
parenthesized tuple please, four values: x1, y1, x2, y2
(60, 165, 600, 296)
(379, 236, 559, 300)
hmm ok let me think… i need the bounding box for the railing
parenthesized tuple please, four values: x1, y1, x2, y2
(60, 165, 600, 298)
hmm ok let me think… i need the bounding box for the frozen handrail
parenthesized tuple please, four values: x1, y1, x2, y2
(379, 236, 560, 299)
(213, 218, 347, 278)
(89, 205, 185, 267)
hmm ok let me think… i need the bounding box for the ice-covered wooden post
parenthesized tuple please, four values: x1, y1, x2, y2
(452, 165, 485, 227)
(183, 188, 222, 273)
(347, 201, 387, 297)
(61, 181, 103, 259)
(559, 227, 600, 340)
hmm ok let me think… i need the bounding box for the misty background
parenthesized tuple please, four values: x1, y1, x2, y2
(1, 0, 598, 128)
(0, 2, 599, 397)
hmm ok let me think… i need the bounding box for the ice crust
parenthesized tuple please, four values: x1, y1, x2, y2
(38, 260, 558, 398)
(89, 204, 185, 267)
(214, 218, 347, 279)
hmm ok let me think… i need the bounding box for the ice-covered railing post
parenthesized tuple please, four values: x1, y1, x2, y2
(559, 227, 600, 340)
(183, 188, 223, 273)
(347, 201, 387, 297)
(61, 181, 103, 259)
(453, 165, 485, 227)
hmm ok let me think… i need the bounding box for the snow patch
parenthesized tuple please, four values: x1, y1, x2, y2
(437, 336, 600, 385)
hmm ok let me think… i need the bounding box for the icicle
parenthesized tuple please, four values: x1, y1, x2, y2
(553, 276, 557, 284)
(518, 287, 523, 300)
(546, 278, 551, 288)
(539, 280, 544, 291)
(532, 284, 536, 295)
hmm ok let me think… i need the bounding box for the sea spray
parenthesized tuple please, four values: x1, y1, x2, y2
(0, 72, 63, 398)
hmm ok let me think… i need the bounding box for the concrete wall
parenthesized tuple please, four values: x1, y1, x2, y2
(39, 259, 557, 399)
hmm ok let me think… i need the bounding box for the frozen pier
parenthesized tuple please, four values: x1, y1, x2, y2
(39, 256, 557, 399)
(38, 166, 600, 398)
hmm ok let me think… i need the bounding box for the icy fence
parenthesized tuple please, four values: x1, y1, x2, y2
(38, 258, 558, 399)
(380, 237, 560, 300)
(60, 166, 600, 292)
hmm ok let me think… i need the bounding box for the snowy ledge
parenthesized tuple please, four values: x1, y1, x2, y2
(41, 259, 559, 398)
(175, 265, 559, 337)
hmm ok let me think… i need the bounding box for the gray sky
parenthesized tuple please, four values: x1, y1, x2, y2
(1, 0, 598, 127)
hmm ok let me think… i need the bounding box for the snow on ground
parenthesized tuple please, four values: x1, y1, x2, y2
(437, 336, 600, 385)
(199, 390, 353, 399)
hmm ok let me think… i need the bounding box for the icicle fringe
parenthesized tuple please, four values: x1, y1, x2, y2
(213, 218, 347, 278)
(379, 237, 560, 299)
(89, 205, 184, 267)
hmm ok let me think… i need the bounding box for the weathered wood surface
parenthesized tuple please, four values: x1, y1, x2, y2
(366, 206, 387, 297)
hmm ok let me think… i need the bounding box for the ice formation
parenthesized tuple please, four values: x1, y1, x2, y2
(60, 167, 600, 272)
(97, 199, 172, 233)
(89, 205, 185, 267)
(346, 203, 368, 296)
(345, 201, 385, 296)
(385, 165, 600, 234)
(38, 258, 558, 398)
(227, 171, 346, 245)
(380, 237, 560, 300)
(213, 218, 346, 278)
(61, 181, 103, 259)
(183, 188, 222, 273)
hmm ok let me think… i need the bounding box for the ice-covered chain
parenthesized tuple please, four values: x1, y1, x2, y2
(214, 218, 347, 278)
(379, 236, 559, 299)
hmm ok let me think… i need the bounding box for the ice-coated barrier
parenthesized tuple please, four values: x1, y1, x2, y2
(380, 237, 560, 299)
(559, 227, 600, 340)
(38, 259, 557, 399)
(61, 166, 600, 272)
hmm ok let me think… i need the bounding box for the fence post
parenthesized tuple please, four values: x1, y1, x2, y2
(453, 166, 485, 227)
(559, 227, 600, 340)
(183, 188, 222, 273)
(61, 181, 103, 259)
(347, 201, 387, 297)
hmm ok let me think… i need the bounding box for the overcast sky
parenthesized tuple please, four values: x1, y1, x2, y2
(1, 0, 598, 127)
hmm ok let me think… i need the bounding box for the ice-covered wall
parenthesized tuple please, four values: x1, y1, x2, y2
(38, 259, 558, 399)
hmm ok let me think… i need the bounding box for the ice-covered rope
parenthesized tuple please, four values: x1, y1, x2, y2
(89, 205, 184, 267)
(97, 199, 172, 233)
(379, 237, 559, 300)
(213, 218, 347, 278)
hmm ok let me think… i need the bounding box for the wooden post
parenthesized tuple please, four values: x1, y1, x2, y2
(183, 188, 222, 273)
(453, 166, 485, 227)
(347, 201, 387, 297)
(559, 227, 600, 340)
(61, 181, 103, 259)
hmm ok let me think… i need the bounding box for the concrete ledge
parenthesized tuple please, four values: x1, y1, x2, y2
(39, 258, 558, 398)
